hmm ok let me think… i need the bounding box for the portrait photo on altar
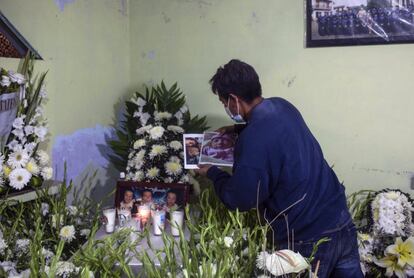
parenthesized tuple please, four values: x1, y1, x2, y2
(115, 181, 190, 214)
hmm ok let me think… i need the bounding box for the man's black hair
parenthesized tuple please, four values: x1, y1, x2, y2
(209, 59, 262, 103)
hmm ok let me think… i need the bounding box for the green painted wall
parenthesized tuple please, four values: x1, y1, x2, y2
(1, 0, 413, 194)
(130, 0, 414, 193)
(0, 0, 131, 140)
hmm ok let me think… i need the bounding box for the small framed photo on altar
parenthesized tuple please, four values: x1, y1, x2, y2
(183, 133, 203, 169)
(115, 180, 190, 214)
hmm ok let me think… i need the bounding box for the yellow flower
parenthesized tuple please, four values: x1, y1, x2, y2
(3, 165, 11, 177)
(387, 237, 414, 267)
(375, 237, 414, 276)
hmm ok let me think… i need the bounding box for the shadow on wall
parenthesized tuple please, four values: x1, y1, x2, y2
(52, 124, 119, 207)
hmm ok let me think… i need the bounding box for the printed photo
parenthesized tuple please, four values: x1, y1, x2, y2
(199, 132, 236, 166)
(183, 133, 203, 169)
(115, 181, 190, 214)
(306, 0, 414, 47)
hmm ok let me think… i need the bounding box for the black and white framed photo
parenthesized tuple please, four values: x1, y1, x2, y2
(306, 0, 414, 47)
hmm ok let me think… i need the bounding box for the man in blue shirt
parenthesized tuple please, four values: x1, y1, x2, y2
(196, 59, 363, 277)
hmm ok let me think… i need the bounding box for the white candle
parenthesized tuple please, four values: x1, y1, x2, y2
(170, 210, 184, 236)
(152, 210, 166, 235)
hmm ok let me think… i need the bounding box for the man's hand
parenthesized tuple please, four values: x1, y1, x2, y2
(216, 125, 234, 134)
(194, 164, 213, 176)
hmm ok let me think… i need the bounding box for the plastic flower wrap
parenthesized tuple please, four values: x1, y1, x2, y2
(109, 82, 209, 185)
(0, 57, 53, 193)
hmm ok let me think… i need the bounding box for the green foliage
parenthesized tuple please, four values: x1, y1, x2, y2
(109, 81, 209, 172)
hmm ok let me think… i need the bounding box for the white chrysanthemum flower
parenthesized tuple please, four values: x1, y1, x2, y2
(12, 128, 25, 140)
(24, 143, 36, 155)
(133, 171, 144, 181)
(149, 126, 165, 140)
(24, 125, 34, 135)
(55, 261, 79, 277)
(12, 116, 25, 130)
(60, 225, 76, 242)
(136, 125, 152, 135)
(8, 71, 25, 85)
(9, 168, 32, 190)
(34, 126, 48, 141)
(133, 139, 146, 149)
(41, 167, 53, 180)
(7, 140, 19, 152)
(149, 145, 167, 158)
(135, 150, 146, 161)
(67, 206, 78, 216)
(154, 111, 172, 121)
(224, 236, 234, 248)
(372, 191, 412, 236)
(169, 141, 183, 150)
(41, 202, 49, 216)
(36, 150, 49, 166)
(26, 159, 40, 175)
(167, 125, 184, 134)
(80, 229, 91, 237)
(15, 239, 30, 254)
(169, 156, 181, 163)
(385, 191, 401, 201)
(7, 148, 30, 168)
(146, 167, 160, 179)
(1, 75, 11, 87)
(165, 161, 182, 176)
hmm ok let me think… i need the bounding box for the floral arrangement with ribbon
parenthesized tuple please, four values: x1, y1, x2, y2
(0, 56, 53, 193)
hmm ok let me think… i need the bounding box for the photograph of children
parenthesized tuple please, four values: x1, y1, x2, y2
(119, 189, 135, 212)
(199, 132, 236, 166)
(115, 182, 188, 215)
(163, 190, 179, 212)
(183, 134, 203, 169)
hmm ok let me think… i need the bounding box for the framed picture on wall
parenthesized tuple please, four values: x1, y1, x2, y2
(115, 180, 190, 214)
(306, 0, 414, 47)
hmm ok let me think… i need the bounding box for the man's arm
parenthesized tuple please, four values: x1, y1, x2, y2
(204, 164, 271, 211)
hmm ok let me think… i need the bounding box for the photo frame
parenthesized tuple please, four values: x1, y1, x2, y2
(306, 0, 414, 47)
(115, 181, 190, 212)
(183, 133, 203, 169)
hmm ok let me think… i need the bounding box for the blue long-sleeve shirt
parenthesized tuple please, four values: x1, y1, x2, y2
(207, 97, 351, 243)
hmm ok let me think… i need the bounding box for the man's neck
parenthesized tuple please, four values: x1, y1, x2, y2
(245, 97, 264, 119)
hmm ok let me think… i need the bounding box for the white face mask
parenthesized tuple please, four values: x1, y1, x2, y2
(225, 97, 246, 124)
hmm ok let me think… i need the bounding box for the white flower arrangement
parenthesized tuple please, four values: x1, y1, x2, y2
(350, 189, 414, 277)
(0, 58, 53, 193)
(110, 82, 209, 187)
